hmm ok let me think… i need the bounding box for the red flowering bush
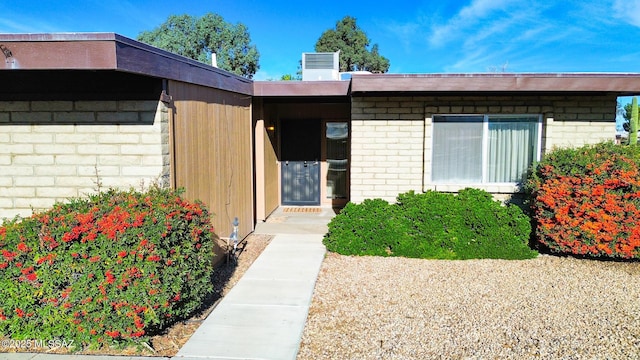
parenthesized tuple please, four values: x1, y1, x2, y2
(527, 142, 640, 259)
(0, 186, 215, 350)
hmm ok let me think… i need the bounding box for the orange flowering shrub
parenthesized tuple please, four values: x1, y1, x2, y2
(527, 142, 640, 259)
(0, 186, 215, 350)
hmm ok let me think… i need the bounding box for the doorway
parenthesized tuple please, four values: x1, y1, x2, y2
(280, 119, 321, 205)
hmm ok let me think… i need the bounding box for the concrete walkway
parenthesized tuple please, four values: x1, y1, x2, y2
(3, 207, 333, 360)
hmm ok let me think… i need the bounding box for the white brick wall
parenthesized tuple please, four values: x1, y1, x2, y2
(544, 118, 614, 149)
(351, 98, 426, 203)
(0, 100, 170, 220)
(350, 94, 617, 203)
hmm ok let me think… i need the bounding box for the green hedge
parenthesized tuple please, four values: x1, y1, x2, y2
(526, 141, 640, 259)
(0, 187, 215, 350)
(323, 188, 536, 260)
(320, 198, 409, 257)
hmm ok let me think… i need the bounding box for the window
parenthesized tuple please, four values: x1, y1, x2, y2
(432, 115, 541, 184)
(326, 122, 349, 199)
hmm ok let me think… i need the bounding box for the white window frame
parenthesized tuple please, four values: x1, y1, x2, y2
(431, 114, 543, 185)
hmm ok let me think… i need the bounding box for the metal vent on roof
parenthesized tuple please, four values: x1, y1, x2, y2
(304, 53, 336, 69)
(302, 51, 340, 81)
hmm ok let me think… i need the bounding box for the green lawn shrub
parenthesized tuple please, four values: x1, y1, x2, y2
(526, 141, 640, 259)
(324, 188, 536, 260)
(0, 186, 215, 350)
(321, 198, 410, 256)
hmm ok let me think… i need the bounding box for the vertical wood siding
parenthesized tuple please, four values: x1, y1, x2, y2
(263, 127, 279, 215)
(169, 80, 254, 240)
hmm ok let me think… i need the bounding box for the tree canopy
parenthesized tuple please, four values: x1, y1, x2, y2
(315, 16, 390, 73)
(623, 102, 640, 122)
(137, 13, 259, 78)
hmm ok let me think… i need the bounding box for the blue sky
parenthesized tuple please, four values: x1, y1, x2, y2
(3, 0, 640, 79)
(2, 0, 640, 119)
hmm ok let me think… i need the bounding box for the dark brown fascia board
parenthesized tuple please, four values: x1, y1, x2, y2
(0, 33, 118, 69)
(0, 33, 252, 95)
(253, 81, 350, 97)
(350, 73, 640, 95)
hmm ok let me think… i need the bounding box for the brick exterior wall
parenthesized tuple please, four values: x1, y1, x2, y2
(0, 100, 170, 220)
(351, 96, 427, 202)
(350, 94, 617, 203)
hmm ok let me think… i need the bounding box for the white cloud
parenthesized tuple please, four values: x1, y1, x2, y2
(0, 18, 35, 33)
(0, 14, 62, 33)
(460, 12, 519, 46)
(613, 0, 640, 27)
(383, 21, 423, 53)
(429, 0, 522, 46)
(425, 1, 617, 73)
(87, 0, 162, 36)
(445, 47, 496, 72)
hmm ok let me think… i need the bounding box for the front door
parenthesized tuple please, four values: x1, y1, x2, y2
(281, 119, 321, 205)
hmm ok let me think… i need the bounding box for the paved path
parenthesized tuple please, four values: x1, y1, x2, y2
(2, 207, 333, 360)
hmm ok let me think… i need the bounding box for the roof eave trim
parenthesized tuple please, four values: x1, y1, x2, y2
(350, 73, 640, 94)
(0, 33, 253, 96)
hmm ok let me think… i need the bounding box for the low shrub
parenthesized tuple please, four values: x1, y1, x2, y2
(449, 189, 535, 259)
(0, 186, 215, 350)
(324, 188, 536, 260)
(322, 198, 410, 256)
(527, 141, 640, 259)
(394, 190, 460, 259)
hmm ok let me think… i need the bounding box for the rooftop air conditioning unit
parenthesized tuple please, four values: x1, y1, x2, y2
(302, 51, 340, 81)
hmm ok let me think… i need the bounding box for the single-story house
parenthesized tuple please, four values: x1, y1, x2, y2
(254, 72, 640, 214)
(3, 33, 640, 243)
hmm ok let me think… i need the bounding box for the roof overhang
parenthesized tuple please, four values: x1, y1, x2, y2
(253, 81, 350, 97)
(0, 33, 253, 95)
(3, 33, 640, 99)
(350, 73, 640, 96)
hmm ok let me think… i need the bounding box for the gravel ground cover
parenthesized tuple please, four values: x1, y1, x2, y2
(298, 253, 640, 359)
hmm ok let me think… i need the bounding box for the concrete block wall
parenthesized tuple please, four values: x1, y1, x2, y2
(534, 95, 616, 152)
(350, 94, 617, 203)
(545, 119, 614, 149)
(351, 97, 426, 203)
(0, 100, 170, 220)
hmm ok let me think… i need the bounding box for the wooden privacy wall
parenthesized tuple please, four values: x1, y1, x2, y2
(252, 98, 280, 221)
(169, 80, 253, 240)
(262, 126, 279, 216)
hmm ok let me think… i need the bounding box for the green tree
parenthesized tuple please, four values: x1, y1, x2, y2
(315, 16, 390, 73)
(280, 74, 301, 81)
(631, 97, 639, 145)
(279, 60, 302, 81)
(137, 13, 259, 78)
(618, 99, 625, 119)
(624, 102, 640, 122)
